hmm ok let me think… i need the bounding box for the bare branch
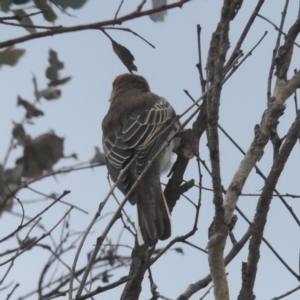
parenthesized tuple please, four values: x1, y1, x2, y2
(205, 1, 240, 299)
(0, 190, 71, 243)
(5, 283, 19, 300)
(267, 0, 291, 104)
(270, 285, 300, 300)
(257, 14, 300, 48)
(224, 43, 300, 225)
(177, 227, 252, 300)
(0, 0, 190, 49)
(225, 0, 265, 69)
(115, 0, 125, 19)
(238, 110, 300, 299)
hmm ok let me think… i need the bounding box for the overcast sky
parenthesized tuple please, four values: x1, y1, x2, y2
(1, 1, 300, 299)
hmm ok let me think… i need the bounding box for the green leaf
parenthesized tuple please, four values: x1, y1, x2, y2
(33, 0, 57, 22)
(50, 0, 88, 9)
(45, 49, 64, 80)
(45, 49, 70, 85)
(0, 48, 25, 67)
(49, 76, 71, 86)
(13, 9, 37, 34)
(42, 5, 57, 22)
(48, 49, 64, 69)
(1, 0, 13, 12)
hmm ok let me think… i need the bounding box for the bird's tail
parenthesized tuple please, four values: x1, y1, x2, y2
(136, 186, 171, 247)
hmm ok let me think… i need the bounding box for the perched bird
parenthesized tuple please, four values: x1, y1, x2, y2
(102, 73, 179, 247)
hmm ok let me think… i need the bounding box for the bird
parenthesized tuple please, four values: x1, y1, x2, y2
(102, 73, 180, 247)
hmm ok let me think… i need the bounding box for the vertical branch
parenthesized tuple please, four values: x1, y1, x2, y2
(225, 0, 265, 70)
(120, 244, 153, 300)
(220, 13, 300, 300)
(164, 22, 209, 211)
(223, 15, 300, 226)
(196, 24, 206, 92)
(267, 0, 290, 103)
(205, 1, 239, 299)
(238, 109, 300, 299)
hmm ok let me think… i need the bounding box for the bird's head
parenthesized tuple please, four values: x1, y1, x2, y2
(110, 73, 150, 103)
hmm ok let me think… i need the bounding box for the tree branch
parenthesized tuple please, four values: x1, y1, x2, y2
(205, 1, 239, 299)
(238, 109, 300, 299)
(0, 0, 190, 49)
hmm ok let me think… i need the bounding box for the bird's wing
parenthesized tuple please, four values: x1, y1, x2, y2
(122, 96, 176, 175)
(102, 95, 176, 202)
(102, 131, 133, 199)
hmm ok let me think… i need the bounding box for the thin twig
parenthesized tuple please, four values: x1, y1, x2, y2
(270, 285, 300, 300)
(177, 227, 252, 300)
(26, 186, 88, 214)
(196, 24, 206, 92)
(218, 123, 300, 227)
(199, 285, 213, 300)
(181, 241, 207, 254)
(107, 175, 136, 234)
(224, 31, 268, 82)
(5, 283, 19, 300)
(0, 190, 70, 243)
(0, 9, 46, 21)
(225, 0, 265, 69)
(0, 20, 62, 30)
(4, 183, 25, 229)
(0, 217, 41, 284)
(115, 0, 125, 19)
(0, 0, 190, 49)
(104, 26, 155, 48)
(257, 14, 300, 48)
(185, 97, 300, 282)
(266, 0, 290, 103)
(137, 0, 147, 12)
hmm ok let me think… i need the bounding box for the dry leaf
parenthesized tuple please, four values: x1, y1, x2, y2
(17, 96, 44, 119)
(111, 39, 137, 73)
(16, 131, 65, 178)
(90, 146, 106, 164)
(12, 121, 27, 146)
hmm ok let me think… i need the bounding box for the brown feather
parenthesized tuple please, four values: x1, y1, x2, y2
(102, 73, 177, 246)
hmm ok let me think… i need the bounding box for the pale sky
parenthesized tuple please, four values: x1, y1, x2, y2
(1, 1, 300, 299)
